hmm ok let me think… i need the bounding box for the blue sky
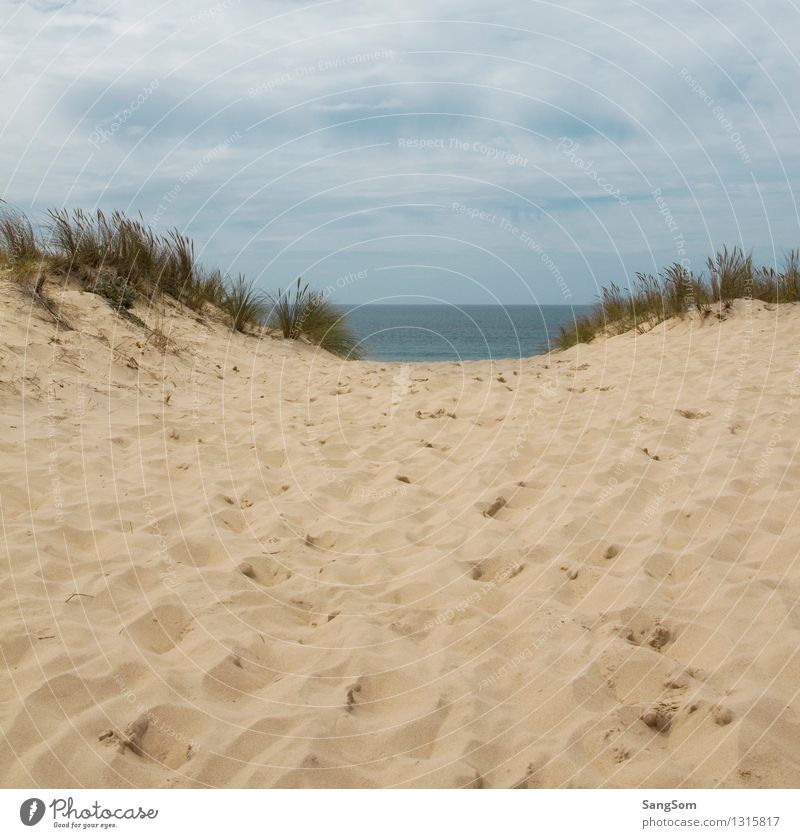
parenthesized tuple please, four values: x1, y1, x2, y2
(2, 0, 799, 304)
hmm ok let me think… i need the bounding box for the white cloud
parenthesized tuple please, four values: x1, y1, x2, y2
(1, 0, 799, 302)
(311, 98, 403, 112)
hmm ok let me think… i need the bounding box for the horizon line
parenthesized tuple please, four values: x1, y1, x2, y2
(334, 300, 596, 307)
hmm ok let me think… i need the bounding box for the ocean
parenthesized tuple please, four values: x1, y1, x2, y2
(343, 304, 593, 362)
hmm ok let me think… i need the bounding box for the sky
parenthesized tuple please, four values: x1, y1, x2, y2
(1, 0, 799, 304)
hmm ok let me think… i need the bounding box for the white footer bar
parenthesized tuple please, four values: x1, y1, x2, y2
(2, 789, 796, 837)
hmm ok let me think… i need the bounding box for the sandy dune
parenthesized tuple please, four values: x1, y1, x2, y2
(1, 274, 800, 788)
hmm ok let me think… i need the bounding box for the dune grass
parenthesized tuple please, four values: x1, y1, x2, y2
(221, 274, 267, 333)
(0, 203, 73, 327)
(0, 204, 360, 353)
(46, 208, 211, 311)
(0, 205, 41, 264)
(0, 205, 259, 328)
(268, 278, 362, 359)
(555, 247, 800, 351)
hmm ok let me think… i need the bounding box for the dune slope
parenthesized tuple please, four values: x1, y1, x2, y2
(1, 276, 799, 788)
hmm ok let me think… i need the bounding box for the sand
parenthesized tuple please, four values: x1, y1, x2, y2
(1, 274, 800, 788)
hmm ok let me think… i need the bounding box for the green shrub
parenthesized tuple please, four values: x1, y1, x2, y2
(0, 206, 41, 263)
(553, 246, 800, 351)
(90, 274, 137, 310)
(47, 208, 219, 311)
(780, 250, 800, 302)
(190, 268, 226, 309)
(268, 279, 361, 358)
(555, 311, 599, 350)
(708, 245, 753, 305)
(221, 274, 267, 333)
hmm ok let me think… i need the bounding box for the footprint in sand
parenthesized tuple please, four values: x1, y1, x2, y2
(641, 701, 679, 733)
(203, 648, 276, 699)
(619, 613, 674, 651)
(345, 680, 362, 713)
(125, 603, 193, 654)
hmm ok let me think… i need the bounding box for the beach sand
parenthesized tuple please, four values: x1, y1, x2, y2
(2, 274, 799, 788)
